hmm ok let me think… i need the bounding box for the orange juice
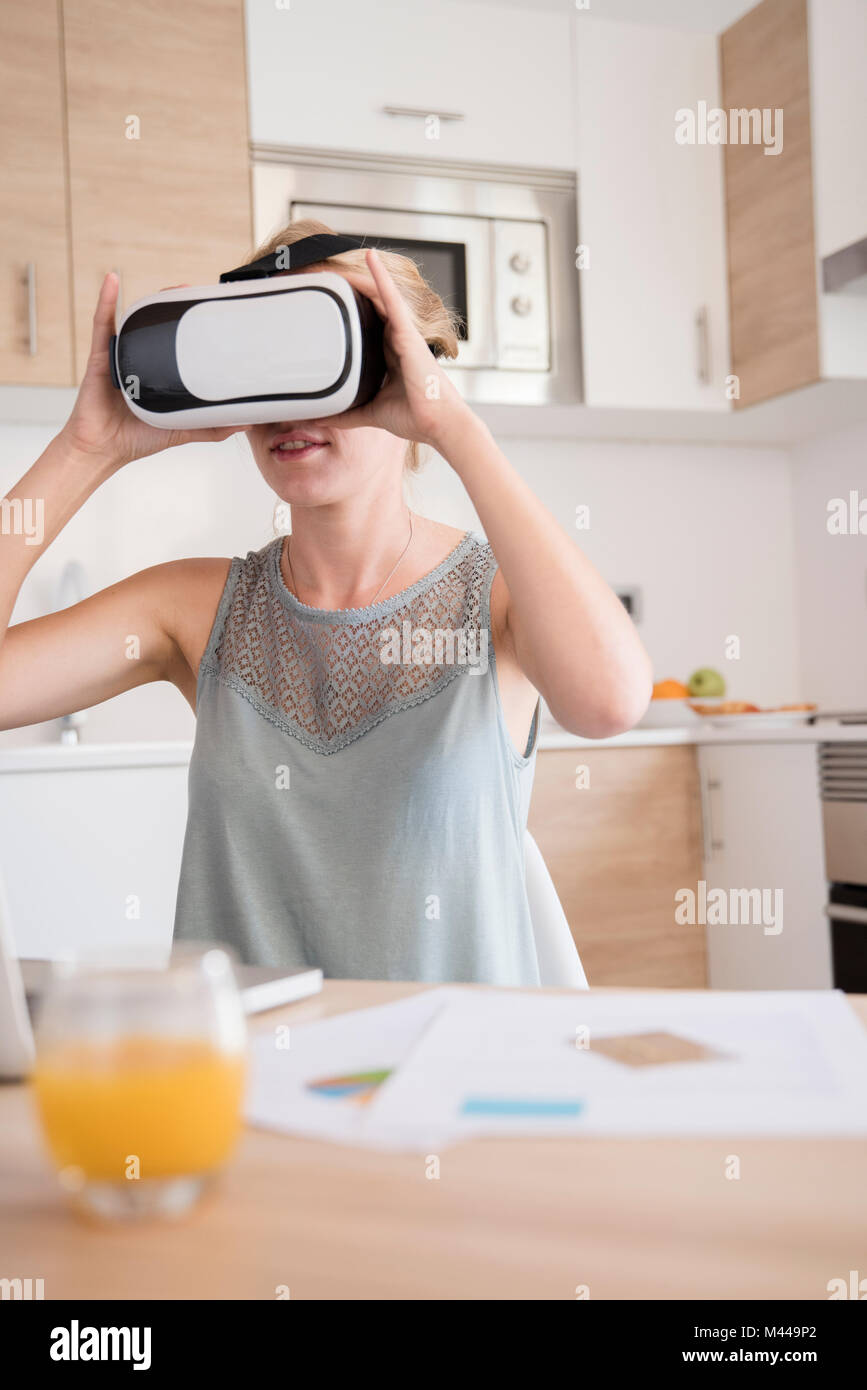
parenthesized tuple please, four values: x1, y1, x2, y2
(34, 1036, 245, 1182)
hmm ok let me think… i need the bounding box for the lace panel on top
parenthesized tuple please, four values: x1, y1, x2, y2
(204, 535, 495, 755)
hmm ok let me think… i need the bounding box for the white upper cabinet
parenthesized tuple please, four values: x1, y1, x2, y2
(809, 0, 867, 381)
(573, 15, 730, 411)
(244, 0, 576, 169)
(809, 0, 867, 261)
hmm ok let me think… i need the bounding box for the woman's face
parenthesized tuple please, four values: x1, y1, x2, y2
(246, 262, 405, 509)
(248, 418, 405, 509)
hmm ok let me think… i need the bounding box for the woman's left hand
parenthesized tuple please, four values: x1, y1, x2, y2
(328, 248, 472, 451)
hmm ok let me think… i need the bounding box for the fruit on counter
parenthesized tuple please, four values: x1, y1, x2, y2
(652, 679, 690, 699)
(689, 700, 760, 715)
(687, 668, 726, 698)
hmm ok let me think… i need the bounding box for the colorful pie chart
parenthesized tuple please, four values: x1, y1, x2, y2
(306, 1069, 392, 1105)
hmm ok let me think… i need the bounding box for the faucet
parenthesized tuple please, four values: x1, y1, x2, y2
(53, 561, 89, 745)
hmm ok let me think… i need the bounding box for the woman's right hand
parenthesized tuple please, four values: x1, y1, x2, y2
(58, 272, 248, 471)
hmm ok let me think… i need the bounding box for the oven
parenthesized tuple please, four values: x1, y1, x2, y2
(251, 147, 582, 406)
(820, 741, 867, 991)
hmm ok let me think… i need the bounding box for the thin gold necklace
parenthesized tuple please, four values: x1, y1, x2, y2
(285, 511, 415, 608)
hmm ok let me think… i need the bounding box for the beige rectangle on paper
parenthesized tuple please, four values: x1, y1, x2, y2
(591, 1031, 728, 1068)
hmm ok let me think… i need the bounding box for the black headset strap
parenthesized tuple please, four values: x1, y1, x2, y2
(219, 231, 446, 358)
(219, 233, 369, 283)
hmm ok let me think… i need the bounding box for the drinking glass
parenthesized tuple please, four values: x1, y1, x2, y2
(32, 944, 247, 1220)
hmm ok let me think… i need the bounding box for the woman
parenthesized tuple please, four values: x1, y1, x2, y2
(0, 221, 651, 984)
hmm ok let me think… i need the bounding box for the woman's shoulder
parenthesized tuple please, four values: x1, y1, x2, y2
(415, 518, 490, 570)
(145, 555, 235, 596)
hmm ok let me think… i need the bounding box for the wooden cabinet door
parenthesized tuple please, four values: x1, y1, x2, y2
(0, 0, 74, 385)
(720, 0, 820, 407)
(528, 747, 706, 988)
(61, 0, 252, 380)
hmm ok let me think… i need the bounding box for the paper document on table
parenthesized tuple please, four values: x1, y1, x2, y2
(364, 989, 867, 1147)
(244, 987, 457, 1149)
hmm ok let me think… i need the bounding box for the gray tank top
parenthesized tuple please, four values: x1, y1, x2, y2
(174, 531, 541, 985)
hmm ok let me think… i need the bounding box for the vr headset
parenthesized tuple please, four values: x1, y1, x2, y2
(109, 233, 395, 429)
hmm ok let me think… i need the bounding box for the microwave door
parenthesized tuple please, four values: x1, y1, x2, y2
(289, 203, 496, 370)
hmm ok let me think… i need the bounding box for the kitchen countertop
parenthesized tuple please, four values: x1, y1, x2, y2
(538, 721, 867, 751)
(0, 722, 865, 771)
(0, 741, 195, 772)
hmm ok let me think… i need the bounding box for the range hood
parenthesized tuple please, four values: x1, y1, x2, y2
(823, 236, 867, 296)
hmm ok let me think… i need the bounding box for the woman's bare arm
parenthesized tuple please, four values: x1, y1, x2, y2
(329, 249, 653, 739)
(0, 273, 244, 733)
(436, 413, 653, 738)
(0, 554, 230, 731)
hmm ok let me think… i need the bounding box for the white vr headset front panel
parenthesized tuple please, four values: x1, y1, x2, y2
(176, 289, 350, 401)
(115, 273, 367, 429)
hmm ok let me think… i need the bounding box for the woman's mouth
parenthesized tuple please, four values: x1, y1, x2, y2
(270, 432, 330, 462)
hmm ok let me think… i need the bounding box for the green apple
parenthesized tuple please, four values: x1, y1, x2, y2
(688, 668, 726, 698)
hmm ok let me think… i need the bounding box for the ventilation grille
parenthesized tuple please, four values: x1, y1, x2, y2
(820, 743, 867, 802)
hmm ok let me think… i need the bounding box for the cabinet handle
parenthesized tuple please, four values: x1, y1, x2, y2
(699, 771, 712, 865)
(695, 305, 710, 384)
(700, 774, 723, 863)
(25, 263, 37, 356)
(382, 105, 464, 123)
(824, 903, 867, 925)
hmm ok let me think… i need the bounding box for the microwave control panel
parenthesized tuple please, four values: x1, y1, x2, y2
(492, 219, 550, 371)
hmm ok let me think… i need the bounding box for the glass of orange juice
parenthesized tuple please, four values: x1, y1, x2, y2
(32, 944, 247, 1220)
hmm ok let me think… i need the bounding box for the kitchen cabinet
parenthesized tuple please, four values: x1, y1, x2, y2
(720, 0, 867, 405)
(62, 0, 252, 381)
(573, 16, 730, 412)
(809, 0, 867, 381)
(528, 747, 707, 988)
(244, 0, 575, 170)
(0, 0, 252, 388)
(720, 0, 820, 408)
(809, 0, 867, 264)
(0, 1, 74, 385)
(0, 752, 189, 959)
(698, 743, 832, 989)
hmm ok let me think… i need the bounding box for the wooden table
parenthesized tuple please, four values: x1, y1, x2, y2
(2, 981, 865, 1300)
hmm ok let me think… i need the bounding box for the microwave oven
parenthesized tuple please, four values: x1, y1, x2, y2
(251, 147, 583, 406)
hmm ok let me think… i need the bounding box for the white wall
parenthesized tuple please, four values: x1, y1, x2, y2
(414, 437, 800, 707)
(0, 422, 802, 748)
(790, 420, 867, 710)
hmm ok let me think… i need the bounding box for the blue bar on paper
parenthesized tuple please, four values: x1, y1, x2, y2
(460, 1096, 584, 1117)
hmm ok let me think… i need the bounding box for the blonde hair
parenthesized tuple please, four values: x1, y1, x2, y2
(249, 219, 462, 471)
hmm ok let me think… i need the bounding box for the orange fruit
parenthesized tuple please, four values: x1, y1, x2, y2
(652, 679, 690, 700)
